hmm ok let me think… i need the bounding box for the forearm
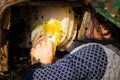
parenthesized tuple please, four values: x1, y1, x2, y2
(22, 44, 107, 80)
(22, 53, 87, 80)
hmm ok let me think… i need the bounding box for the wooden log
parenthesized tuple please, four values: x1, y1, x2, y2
(16, 1, 85, 7)
(0, 42, 9, 73)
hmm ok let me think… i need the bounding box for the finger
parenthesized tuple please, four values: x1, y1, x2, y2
(40, 37, 47, 47)
(32, 36, 46, 48)
(30, 48, 35, 64)
(35, 43, 41, 49)
(46, 40, 54, 57)
(32, 32, 41, 44)
(30, 48, 35, 56)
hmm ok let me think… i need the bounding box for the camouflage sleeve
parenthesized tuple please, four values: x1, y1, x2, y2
(87, 0, 120, 28)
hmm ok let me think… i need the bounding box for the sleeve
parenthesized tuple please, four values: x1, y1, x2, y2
(22, 44, 108, 80)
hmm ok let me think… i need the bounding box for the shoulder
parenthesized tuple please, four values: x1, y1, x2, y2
(66, 43, 108, 65)
(66, 43, 108, 79)
(70, 43, 105, 55)
(68, 43, 108, 67)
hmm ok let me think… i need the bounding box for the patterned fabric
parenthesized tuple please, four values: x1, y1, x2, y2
(100, 44, 120, 80)
(87, 0, 120, 28)
(22, 43, 107, 80)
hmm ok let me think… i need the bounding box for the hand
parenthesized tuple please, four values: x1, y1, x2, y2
(30, 36, 54, 64)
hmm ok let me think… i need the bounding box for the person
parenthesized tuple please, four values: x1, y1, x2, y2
(22, 6, 120, 80)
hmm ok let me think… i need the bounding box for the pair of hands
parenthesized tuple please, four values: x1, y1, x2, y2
(30, 36, 54, 64)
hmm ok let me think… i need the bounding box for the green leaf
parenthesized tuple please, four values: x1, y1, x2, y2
(96, 8, 120, 28)
(113, 0, 120, 9)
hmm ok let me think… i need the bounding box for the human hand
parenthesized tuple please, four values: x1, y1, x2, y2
(30, 36, 54, 64)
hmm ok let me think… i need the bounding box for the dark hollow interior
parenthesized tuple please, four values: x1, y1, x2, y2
(6, 5, 84, 79)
